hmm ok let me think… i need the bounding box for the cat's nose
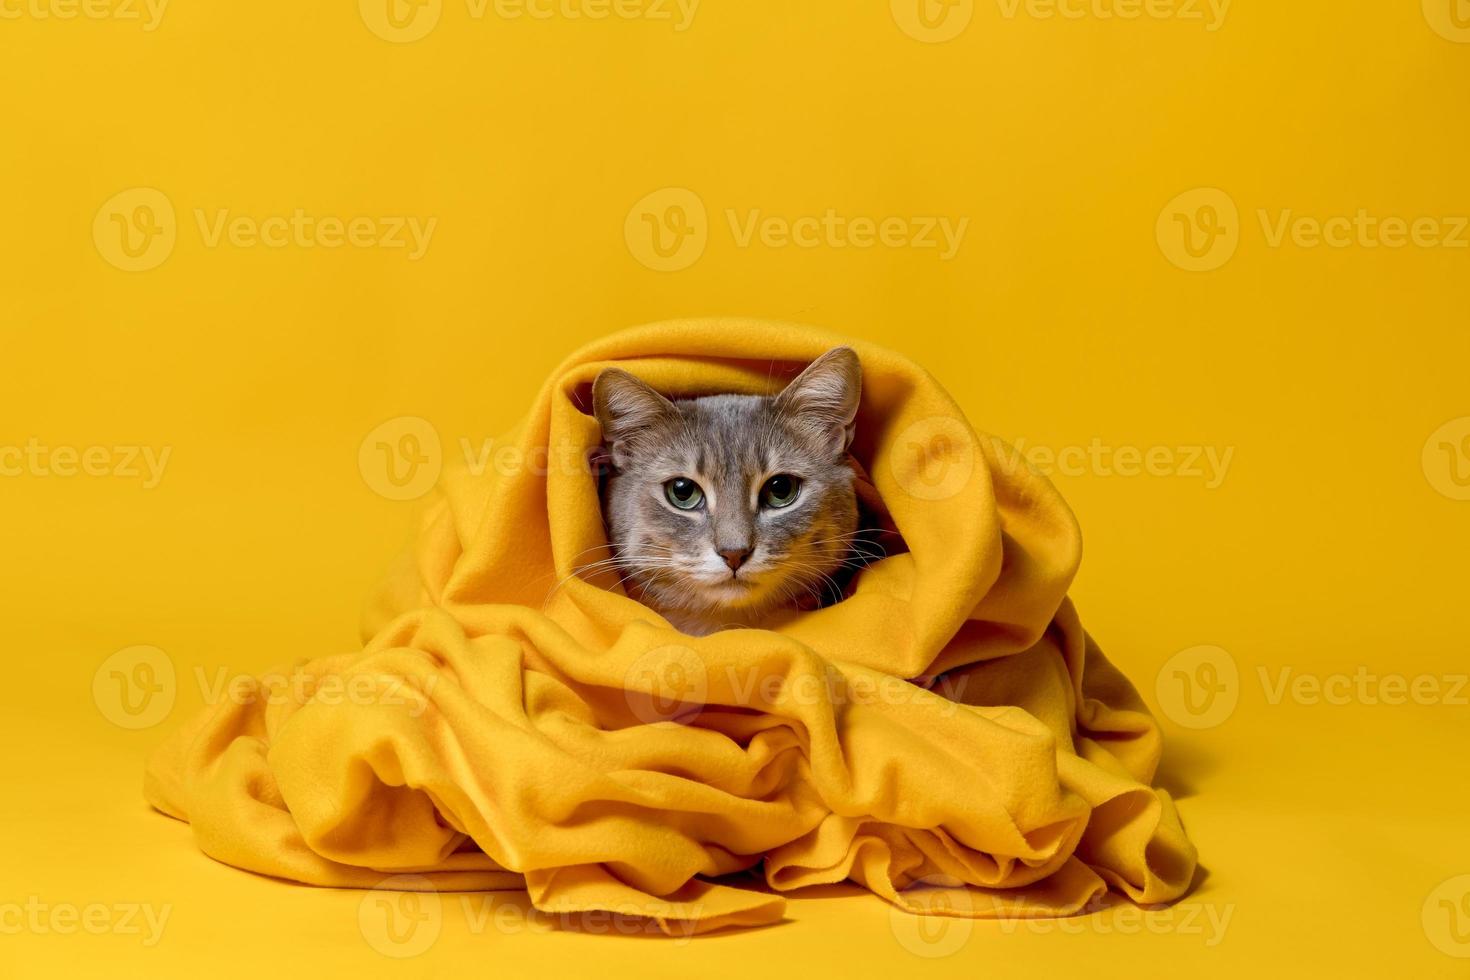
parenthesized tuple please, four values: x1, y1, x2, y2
(717, 547, 752, 572)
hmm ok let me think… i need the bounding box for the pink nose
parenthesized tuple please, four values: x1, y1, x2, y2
(717, 548, 751, 572)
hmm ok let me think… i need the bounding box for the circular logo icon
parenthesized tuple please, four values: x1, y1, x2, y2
(1155, 644, 1239, 729)
(1423, 0, 1470, 42)
(890, 0, 974, 43)
(1422, 417, 1470, 501)
(93, 188, 177, 272)
(1156, 187, 1239, 272)
(360, 0, 441, 42)
(624, 188, 707, 272)
(93, 645, 176, 730)
(1424, 875, 1470, 957)
(888, 875, 975, 957)
(359, 416, 442, 501)
(888, 416, 976, 502)
(359, 875, 442, 957)
(623, 644, 708, 724)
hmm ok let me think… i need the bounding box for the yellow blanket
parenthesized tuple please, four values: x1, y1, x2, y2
(144, 319, 1197, 934)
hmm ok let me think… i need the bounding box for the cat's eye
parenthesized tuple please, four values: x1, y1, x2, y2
(663, 477, 705, 510)
(760, 474, 802, 509)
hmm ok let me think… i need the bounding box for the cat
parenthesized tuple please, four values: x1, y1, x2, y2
(592, 347, 868, 636)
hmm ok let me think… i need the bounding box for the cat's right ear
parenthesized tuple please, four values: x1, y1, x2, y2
(592, 368, 678, 467)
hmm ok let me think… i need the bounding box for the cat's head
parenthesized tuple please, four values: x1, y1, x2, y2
(592, 347, 862, 628)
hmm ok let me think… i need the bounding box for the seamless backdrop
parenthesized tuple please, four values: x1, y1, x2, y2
(2, 1, 1468, 977)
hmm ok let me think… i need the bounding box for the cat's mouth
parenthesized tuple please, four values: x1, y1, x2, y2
(698, 571, 768, 603)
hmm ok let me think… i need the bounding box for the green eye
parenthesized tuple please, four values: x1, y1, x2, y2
(663, 477, 705, 510)
(760, 474, 802, 509)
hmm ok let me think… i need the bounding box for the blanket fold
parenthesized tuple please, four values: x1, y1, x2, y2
(145, 318, 1196, 934)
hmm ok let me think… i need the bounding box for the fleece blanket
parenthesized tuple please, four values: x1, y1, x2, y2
(145, 319, 1197, 934)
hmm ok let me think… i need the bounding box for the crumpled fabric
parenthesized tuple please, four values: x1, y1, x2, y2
(145, 318, 1197, 934)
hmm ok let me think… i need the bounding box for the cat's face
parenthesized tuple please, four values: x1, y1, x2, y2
(593, 348, 862, 631)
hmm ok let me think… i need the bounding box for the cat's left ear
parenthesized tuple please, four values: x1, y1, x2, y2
(774, 346, 862, 459)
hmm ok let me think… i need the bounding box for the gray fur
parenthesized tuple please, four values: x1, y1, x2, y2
(592, 348, 863, 635)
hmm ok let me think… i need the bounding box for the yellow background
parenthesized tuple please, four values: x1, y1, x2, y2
(3, 0, 1468, 975)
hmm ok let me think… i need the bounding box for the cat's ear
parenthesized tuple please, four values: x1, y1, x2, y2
(774, 346, 862, 458)
(592, 367, 678, 465)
